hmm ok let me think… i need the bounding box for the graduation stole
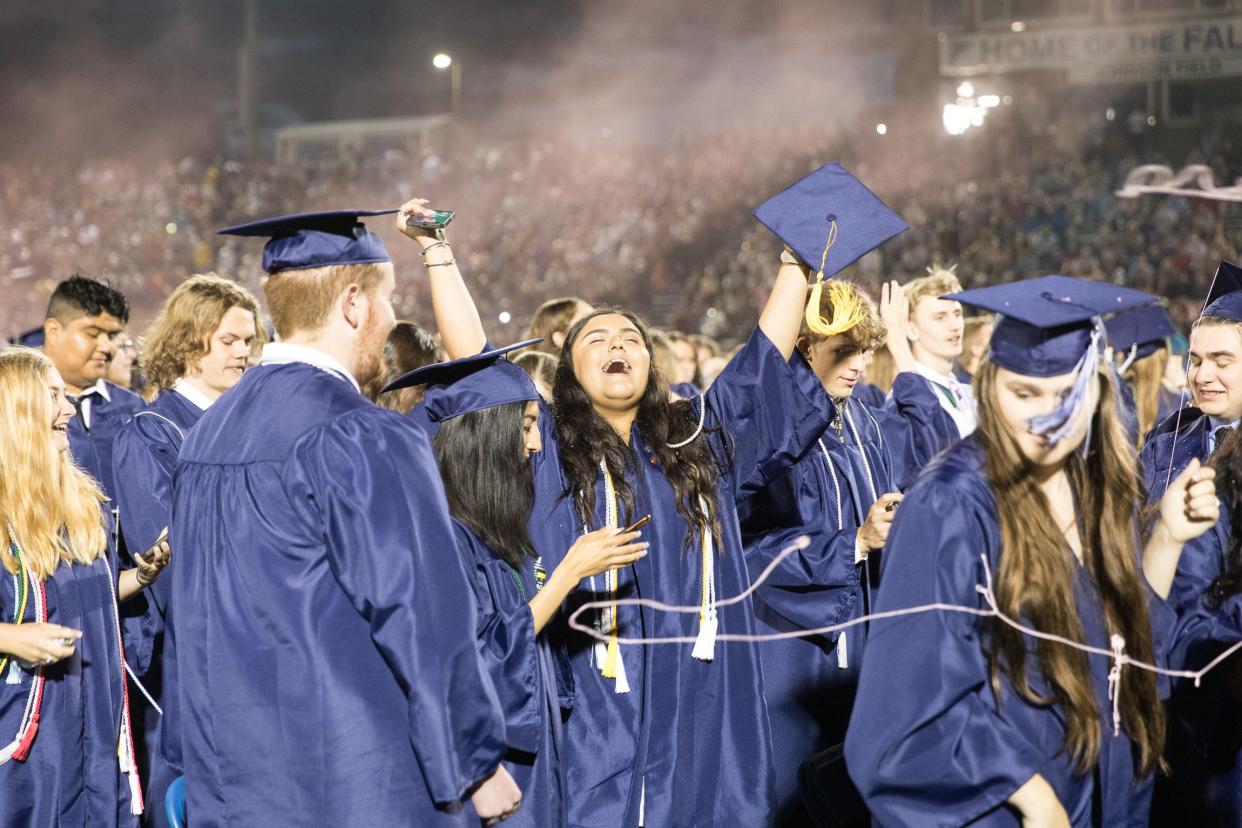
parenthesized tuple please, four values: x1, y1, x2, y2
(0, 533, 49, 765)
(592, 461, 718, 696)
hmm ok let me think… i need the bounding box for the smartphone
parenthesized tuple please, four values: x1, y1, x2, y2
(622, 515, 652, 534)
(405, 209, 455, 230)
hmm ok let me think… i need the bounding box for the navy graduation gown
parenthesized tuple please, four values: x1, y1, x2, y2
(845, 437, 1175, 828)
(852, 381, 886, 410)
(529, 327, 832, 828)
(0, 528, 139, 826)
(67, 381, 144, 502)
(454, 520, 568, 828)
(1140, 407, 1210, 505)
(737, 397, 918, 822)
(169, 362, 506, 827)
(883, 372, 963, 468)
(1153, 513, 1242, 826)
(112, 389, 204, 828)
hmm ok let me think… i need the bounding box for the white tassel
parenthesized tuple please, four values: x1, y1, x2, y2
(0, 739, 18, 764)
(593, 640, 608, 670)
(5, 660, 21, 685)
(692, 612, 718, 662)
(129, 769, 144, 815)
(836, 630, 849, 669)
(613, 648, 630, 694)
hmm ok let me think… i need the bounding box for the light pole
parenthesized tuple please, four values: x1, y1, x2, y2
(433, 53, 461, 114)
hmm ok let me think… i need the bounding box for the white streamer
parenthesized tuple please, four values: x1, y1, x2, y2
(566, 535, 1242, 698)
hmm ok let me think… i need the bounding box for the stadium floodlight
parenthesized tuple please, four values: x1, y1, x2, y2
(978, 95, 1000, 108)
(956, 81, 974, 98)
(875, 123, 888, 135)
(943, 103, 974, 136)
(432, 53, 453, 70)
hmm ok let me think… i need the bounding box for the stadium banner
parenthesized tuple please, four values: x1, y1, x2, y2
(939, 16, 1242, 83)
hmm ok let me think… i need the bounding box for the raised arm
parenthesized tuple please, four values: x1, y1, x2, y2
(757, 252, 812, 361)
(397, 199, 486, 359)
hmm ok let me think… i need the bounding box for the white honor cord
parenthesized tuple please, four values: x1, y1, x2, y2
(566, 535, 1242, 712)
(816, 439, 844, 532)
(1163, 267, 1220, 494)
(666, 391, 706, 449)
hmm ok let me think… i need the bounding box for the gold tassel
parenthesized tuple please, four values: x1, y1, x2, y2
(802, 217, 867, 338)
(602, 636, 620, 678)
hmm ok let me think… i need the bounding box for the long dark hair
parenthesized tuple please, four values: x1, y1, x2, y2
(975, 359, 1164, 777)
(1207, 428, 1242, 603)
(552, 307, 721, 545)
(432, 401, 534, 568)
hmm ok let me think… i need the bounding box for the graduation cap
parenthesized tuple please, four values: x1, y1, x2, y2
(754, 163, 908, 338)
(9, 326, 44, 348)
(1202, 260, 1242, 322)
(218, 209, 397, 274)
(1105, 303, 1174, 364)
(946, 276, 1156, 445)
(382, 339, 542, 422)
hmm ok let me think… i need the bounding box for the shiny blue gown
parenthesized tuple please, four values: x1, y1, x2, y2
(169, 361, 506, 827)
(454, 520, 569, 827)
(112, 389, 204, 828)
(845, 437, 1175, 827)
(529, 328, 832, 827)
(738, 397, 918, 824)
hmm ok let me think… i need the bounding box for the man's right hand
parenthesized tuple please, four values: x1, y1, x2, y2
(470, 765, 521, 826)
(857, 492, 904, 552)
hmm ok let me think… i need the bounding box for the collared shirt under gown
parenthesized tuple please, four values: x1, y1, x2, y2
(169, 361, 506, 827)
(529, 327, 833, 828)
(845, 437, 1175, 827)
(454, 520, 569, 827)
(737, 396, 919, 824)
(112, 388, 204, 828)
(0, 525, 140, 827)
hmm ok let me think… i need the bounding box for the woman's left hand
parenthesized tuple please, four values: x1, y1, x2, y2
(134, 531, 172, 587)
(1157, 458, 1219, 544)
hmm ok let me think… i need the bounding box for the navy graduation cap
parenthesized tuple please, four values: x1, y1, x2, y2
(947, 276, 1156, 444)
(754, 163, 908, 336)
(218, 209, 397, 273)
(1202, 260, 1242, 322)
(383, 339, 542, 422)
(1105, 302, 1174, 361)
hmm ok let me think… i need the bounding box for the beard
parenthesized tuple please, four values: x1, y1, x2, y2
(353, 310, 392, 392)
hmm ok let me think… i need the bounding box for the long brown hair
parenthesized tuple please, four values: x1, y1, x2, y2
(0, 349, 108, 579)
(552, 307, 722, 545)
(975, 358, 1164, 776)
(1123, 347, 1169, 446)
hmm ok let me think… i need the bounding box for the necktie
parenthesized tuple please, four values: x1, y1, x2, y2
(1213, 425, 1234, 456)
(67, 394, 90, 432)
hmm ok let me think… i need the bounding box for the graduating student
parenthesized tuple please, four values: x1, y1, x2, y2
(739, 173, 914, 826)
(525, 297, 595, 356)
(845, 276, 1218, 827)
(170, 210, 517, 827)
(0, 348, 170, 826)
(1141, 261, 1242, 504)
(1104, 302, 1177, 447)
(881, 264, 976, 461)
(110, 274, 265, 827)
(385, 342, 650, 828)
(40, 275, 143, 500)
(401, 162, 884, 826)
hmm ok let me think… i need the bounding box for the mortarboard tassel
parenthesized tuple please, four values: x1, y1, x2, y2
(1028, 321, 1103, 447)
(803, 217, 869, 338)
(691, 500, 718, 662)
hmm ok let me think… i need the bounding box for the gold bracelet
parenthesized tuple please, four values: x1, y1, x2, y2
(421, 241, 451, 256)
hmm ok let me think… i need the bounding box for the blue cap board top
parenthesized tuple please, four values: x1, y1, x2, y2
(1105, 303, 1174, 360)
(946, 275, 1157, 378)
(948, 276, 1159, 446)
(218, 209, 397, 274)
(383, 339, 543, 423)
(11, 327, 44, 348)
(1202, 260, 1242, 322)
(754, 162, 908, 279)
